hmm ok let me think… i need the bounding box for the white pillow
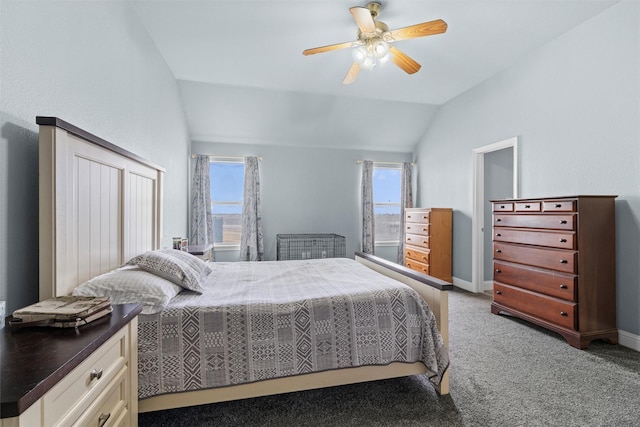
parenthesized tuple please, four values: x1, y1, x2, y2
(126, 250, 204, 294)
(158, 248, 212, 277)
(72, 265, 181, 314)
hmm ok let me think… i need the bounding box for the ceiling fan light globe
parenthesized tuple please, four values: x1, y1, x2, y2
(362, 55, 376, 70)
(352, 46, 368, 64)
(372, 40, 389, 58)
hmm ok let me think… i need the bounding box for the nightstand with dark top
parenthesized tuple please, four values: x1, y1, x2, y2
(186, 244, 213, 261)
(1, 303, 142, 426)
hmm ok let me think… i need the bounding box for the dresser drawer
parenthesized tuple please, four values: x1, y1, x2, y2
(493, 228, 576, 250)
(405, 234, 429, 249)
(493, 214, 576, 230)
(406, 258, 430, 276)
(494, 242, 577, 273)
(494, 283, 576, 330)
(406, 211, 429, 223)
(493, 202, 513, 212)
(543, 200, 576, 212)
(73, 366, 128, 427)
(493, 261, 577, 301)
(405, 223, 429, 237)
(405, 247, 430, 265)
(514, 202, 541, 212)
(43, 327, 127, 427)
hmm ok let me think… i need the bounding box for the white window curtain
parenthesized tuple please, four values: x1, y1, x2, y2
(397, 162, 414, 264)
(240, 156, 264, 261)
(190, 155, 214, 259)
(361, 160, 375, 254)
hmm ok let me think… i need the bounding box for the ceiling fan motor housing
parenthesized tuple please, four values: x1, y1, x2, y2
(366, 2, 382, 19)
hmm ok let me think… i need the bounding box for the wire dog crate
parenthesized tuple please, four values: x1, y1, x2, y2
(276, 234, 346, 260)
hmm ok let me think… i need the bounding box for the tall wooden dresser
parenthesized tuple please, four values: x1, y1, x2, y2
(404, 208, 452, 282)
(490, 195, 617, 349)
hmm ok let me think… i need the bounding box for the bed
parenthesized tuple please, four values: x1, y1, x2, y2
(36, 116, 452, 415)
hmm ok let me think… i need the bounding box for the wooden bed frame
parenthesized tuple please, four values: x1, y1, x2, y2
(37, 117, 452, 416)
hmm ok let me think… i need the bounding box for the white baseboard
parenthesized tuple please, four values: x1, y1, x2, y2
(452, 276, 474, 292)
(618, 329, 640, 352)
(451, 277, 493, 294)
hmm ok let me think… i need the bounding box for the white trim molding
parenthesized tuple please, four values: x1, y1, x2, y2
(471, 136, 519, 293)
(618, 329, 640, 352)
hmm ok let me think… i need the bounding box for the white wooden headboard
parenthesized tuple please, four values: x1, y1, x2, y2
(37, 117, 165, 299)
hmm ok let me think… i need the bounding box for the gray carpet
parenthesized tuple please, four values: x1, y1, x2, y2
(138, 289, 640, 426)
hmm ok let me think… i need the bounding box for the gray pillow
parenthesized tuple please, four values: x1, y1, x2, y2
(126, 250, 204, 294)
(158, 248, 212, 278)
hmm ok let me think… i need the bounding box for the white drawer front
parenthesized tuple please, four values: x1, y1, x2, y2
(44, 326, 128, 427)
(73, 366, 128, 427)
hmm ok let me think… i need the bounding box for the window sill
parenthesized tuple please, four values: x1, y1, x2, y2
(375, 241, 400, 247)
(213, 244, 240, 252)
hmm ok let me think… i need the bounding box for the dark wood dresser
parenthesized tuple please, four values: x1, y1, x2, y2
(490, 195, 617, 349)
(404, 208, 452, 282)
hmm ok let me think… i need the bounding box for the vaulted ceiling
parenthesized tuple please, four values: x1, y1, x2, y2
(131, 1, 617, 151)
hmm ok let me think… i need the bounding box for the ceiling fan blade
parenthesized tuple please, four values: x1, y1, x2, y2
(303, 41, 354, 56)
(389, 45, 421, 74)
(343, 62, 361, 85)
(350, 6, 376, 34)
(388, 19, 448, 41)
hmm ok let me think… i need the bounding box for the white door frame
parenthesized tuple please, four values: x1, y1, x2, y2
(471, 137, 519, 293)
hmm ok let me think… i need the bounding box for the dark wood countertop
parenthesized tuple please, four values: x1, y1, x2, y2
(1, 304, 142, 419)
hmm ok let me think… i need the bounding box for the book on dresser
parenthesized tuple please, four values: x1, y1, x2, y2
(490, 195, 617, 349)
(404, 207, 453, 282)
(9, 296, 112, 328)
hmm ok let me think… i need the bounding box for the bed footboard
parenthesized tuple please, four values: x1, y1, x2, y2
(354, 252, 452, 395)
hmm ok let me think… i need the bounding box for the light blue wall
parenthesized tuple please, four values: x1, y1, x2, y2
(0, 1, 190, 313)
(415, 2, 640, 335)
(191, 141, 412, 262)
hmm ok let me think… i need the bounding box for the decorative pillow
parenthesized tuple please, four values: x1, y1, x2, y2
(126, 250, 204, 294)
(158, 248, 212, 278)
(72, 265, 181, 314)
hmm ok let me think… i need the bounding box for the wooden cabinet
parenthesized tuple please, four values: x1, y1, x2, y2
(404, 208, 452, 282)
(490, 196, 617, 349)
(1, 304, 141, 427)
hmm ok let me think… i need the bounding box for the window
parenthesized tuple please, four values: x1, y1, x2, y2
(209, 158, 244, 248)
(373, 165, 401, 244)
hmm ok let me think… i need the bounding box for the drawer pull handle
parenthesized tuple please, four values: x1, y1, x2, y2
(500, 205, 505, 208)
(496, 249, 502, 253)
(496, 218, 502, 222)
(555, 204, 562, 208)
(495, 269, 501, 274)
(559, 238, 567, 243)
(560, 220, 568, 224)
(89, 369, 103, 381)
(422, 228, 428, 232)
(407, 238, 411, 241)
(525, 204, 531, 208)
(422, 256, 428, 261)
(496, 290, 502, 295)
(560, 284, 568, 289)
(560, 259, 568, 264)
(496, 233, 502, 237)
(560, 312, 568, 317)
(407, 215, 412, 219)
(98, 413, 111, 427)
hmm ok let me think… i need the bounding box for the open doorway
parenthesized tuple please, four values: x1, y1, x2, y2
(471, 137, 518, 293)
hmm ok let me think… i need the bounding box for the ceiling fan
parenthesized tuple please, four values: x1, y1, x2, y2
(302, 2, 447, 84)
